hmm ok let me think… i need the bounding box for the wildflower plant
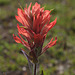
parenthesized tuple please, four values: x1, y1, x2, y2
(13, 2, 57, 75)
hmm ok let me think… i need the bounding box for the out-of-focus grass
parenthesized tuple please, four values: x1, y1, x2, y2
(0, 0, 75, 74)
(0, 0, 10, 5)
(0, 41, 28, 72)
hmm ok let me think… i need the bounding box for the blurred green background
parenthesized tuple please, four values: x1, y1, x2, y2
(0, 0, 75, 75)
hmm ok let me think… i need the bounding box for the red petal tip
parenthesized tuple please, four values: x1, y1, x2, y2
(55, 36, 57, 40)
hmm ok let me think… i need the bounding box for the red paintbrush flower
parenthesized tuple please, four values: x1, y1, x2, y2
(13, 2, 57, 63)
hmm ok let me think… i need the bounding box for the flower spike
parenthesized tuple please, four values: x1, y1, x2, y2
(13, 2, 57, 63)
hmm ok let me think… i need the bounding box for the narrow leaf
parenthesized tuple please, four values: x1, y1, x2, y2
(21, 49, 33, 75)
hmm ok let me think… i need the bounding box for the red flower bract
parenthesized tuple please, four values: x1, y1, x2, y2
(13, 2, 57, 63)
